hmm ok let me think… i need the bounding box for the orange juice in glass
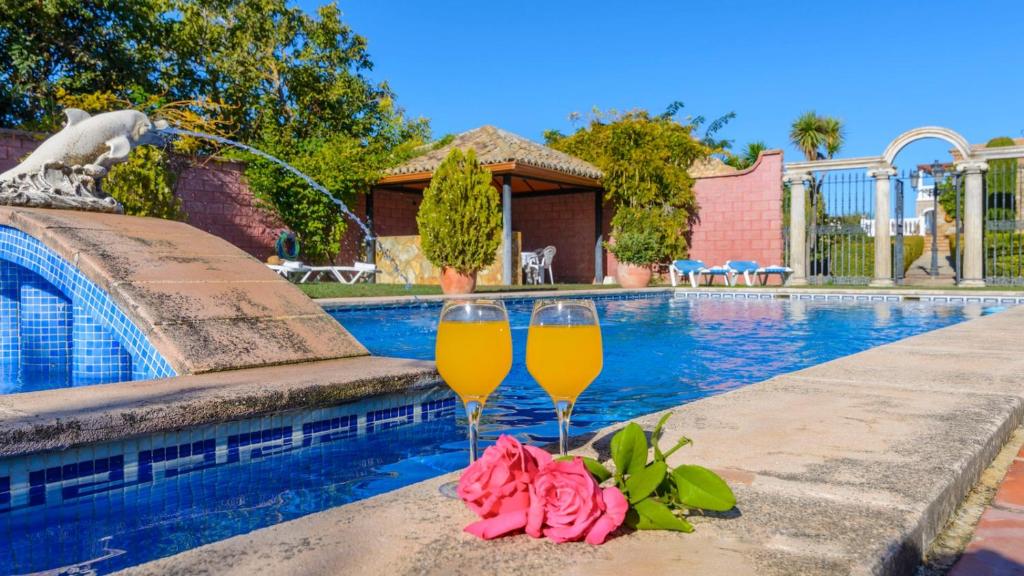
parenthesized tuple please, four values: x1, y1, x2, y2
(526, 300, 603, 455)
(435, 299, 512, 463)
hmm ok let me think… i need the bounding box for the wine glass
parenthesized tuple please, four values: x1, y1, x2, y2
(435, 299, 512, 464)
(526, 299, 603, 455)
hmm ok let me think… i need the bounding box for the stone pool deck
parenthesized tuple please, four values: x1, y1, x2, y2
(121, 299, 1024, 575)
(949, 442, 1024, 575)
(0, 356, 437, 456)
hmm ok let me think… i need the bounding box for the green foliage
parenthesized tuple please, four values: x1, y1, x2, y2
(579, 415, 735, 534)
(789, 111, 845, 161)
(1, 1, 430, 263)
(939, 137, 1018, 224)
(821, 235, 924, 279)
(415, 149, 502, 274)
(608, 229, 660, 266)
(546, 108, 707, 261)
(104, 145, 184, 220)
(0, 1, 168, 128)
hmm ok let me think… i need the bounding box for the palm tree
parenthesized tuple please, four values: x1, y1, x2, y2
(725, 141, 768, 169)
(789, 112, 845, 276)
(789, 111, 844, 160)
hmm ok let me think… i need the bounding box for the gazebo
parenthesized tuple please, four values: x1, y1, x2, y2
(370, 126, 606, 284)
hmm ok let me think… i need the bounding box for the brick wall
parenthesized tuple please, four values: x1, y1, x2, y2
(512, 191, 604, 284)
(689, 150, 785, 272)
(0, 130, 45, 173)
(174, 159, 283, 260)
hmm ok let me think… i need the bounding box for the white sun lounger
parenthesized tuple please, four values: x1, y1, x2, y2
(267, 261, 379, 284)
(298, 261, 379, 284)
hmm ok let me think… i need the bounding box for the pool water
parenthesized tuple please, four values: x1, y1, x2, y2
(0, 294, 1001, 574)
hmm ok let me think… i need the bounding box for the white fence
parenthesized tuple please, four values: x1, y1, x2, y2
(859, 217, 924, 238)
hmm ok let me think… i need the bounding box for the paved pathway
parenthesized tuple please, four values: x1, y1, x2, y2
(950, 445, 1024, 575)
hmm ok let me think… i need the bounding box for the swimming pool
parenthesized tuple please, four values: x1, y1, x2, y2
(0, 294, 1003, 574)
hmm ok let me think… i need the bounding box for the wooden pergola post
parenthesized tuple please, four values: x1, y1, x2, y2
(594, 190, 604, 283)
(502, 174, 513, 285)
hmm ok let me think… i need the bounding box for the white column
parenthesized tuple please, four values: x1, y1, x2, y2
(868, 167, 897, 287)
(783, 171, 810, 286)
(957, 161, 988, 287)
(501, 175, 513, 285)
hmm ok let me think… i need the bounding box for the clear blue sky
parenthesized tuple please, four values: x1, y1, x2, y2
(301, 0, 1024, 170)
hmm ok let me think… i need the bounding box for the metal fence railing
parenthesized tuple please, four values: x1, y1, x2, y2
(983, 163, 1024, 284)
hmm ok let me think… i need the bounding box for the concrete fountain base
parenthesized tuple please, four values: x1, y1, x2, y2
(119, 304, 1024, 576)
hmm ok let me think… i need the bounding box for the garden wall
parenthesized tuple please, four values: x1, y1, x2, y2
(689, 150, 785, 270)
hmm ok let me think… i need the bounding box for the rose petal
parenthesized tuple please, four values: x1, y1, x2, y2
(464, 509, 529, 540)
(526, 484, 545, 538)
(585, 487, 629, 545)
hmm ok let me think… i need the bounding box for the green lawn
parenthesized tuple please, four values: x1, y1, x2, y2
(298, 282, 631, 299)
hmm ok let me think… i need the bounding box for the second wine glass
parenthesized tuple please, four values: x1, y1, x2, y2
(526, 299, 603, 456)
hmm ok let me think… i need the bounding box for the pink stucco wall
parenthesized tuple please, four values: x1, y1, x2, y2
(689, 150, 785, 269)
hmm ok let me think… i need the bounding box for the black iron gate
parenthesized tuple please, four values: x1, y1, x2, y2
(893, 179, 905, 284)
(807, 170, 874, 285)
(983, 163, 1024, 284)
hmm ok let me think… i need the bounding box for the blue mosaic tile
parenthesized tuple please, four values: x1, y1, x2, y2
(0, 226, 174, 392)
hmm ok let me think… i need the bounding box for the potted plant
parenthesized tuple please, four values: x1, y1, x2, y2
(609, 228, 660, 288)
(416, 148, 503, 294)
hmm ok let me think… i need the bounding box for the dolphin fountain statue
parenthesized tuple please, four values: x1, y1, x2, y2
(0, 108, 168, 213)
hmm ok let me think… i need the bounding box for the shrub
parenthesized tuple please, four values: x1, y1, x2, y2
(104, 145, 184, 220)
(609, 228, 660, 266)
(416, 148, 502, 274)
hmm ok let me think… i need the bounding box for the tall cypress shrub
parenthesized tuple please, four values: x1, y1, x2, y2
(416, 149, 502, 274)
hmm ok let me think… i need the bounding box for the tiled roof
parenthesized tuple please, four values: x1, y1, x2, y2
(385, 125, 603, 180)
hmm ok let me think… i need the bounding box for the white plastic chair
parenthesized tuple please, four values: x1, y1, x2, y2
(537, 246, 556, 284)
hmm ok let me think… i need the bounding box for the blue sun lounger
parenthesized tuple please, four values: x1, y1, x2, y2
(755, 264, 792, 285)
(726, 260, 760, 287)
(669, 259, 708, 288)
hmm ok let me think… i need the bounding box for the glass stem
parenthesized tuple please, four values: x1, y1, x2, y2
(556, 399, 574, 456)
(465, 400, 483, 463)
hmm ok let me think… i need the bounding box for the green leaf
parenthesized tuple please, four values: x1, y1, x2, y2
(581, 456, 613, 483)
(558, 455, 613, 483)
(633, 498, 694, 533)
(652, 412, 673, 461)
(625, 461, 667, 503)
(611, 423, 648, 477)
(673, 465, 736, 512)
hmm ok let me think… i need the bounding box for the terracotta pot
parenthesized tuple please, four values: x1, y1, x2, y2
(616, 263, 652, 289)
(440, 267, 477, 294)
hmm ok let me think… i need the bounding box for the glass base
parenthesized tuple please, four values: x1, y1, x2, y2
(438, 480, 461, 499)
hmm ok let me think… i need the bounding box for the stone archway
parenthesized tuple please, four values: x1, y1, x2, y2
(882, 127, 972, 167)
(783, 125, 991, 287)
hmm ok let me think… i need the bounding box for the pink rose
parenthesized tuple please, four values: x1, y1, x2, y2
(526, 457, 628, 545)
(458, 435, 553, 539)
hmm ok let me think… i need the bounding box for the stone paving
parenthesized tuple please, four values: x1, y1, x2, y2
(949, 444, 1024, 575)
(119, 302, 1024, 576)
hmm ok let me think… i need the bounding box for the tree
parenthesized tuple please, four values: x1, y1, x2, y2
(1, 1, 431, 262)
(789, 111, 845, 264)
(725, 141, 768, 170)
(789, 111, 844, 161)
(546, 108, 708, 261)
(415, 149, 502, 275)
(0, 1, 168, 128)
